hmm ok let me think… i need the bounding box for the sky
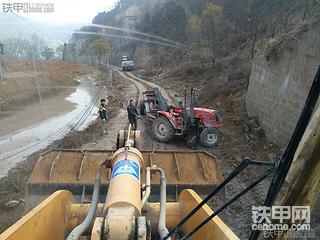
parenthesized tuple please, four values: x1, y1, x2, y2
(0, 0, 119, 24)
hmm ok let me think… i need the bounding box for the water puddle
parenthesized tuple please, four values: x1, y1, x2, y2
(0, 74, 99, 178)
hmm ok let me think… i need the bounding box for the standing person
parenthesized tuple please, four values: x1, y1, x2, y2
(127, 99, 140, 130)
(99, 99, 108, 133)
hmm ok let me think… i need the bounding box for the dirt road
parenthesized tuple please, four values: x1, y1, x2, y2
(112, 66, 179, 104)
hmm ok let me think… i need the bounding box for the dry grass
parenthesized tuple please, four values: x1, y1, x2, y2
(0, 57, 93, 112)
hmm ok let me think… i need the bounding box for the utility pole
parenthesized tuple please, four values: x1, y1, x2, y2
(106, 54, 109, 69)
(0, 55, 3, 81)
(32, 56, 42, 104)
(109, 69, 113, 87)
(0, 42, 4, 81)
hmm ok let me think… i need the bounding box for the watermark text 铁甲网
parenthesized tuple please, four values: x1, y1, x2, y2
(252, 205, 316, 238)
(2, 3, 54, 13)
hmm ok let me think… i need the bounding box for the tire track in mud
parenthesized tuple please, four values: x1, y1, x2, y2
(111, 67, 148, 104)
(111, 66, 179, 105)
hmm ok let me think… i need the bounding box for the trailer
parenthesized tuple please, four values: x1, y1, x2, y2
(140, 88, 169, 120)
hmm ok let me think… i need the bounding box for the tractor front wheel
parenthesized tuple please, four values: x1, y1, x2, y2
(200, 127, 221, 147)
(152, 116, 175, 142)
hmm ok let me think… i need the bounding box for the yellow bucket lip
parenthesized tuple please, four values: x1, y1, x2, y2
(27, 150, 224, 196)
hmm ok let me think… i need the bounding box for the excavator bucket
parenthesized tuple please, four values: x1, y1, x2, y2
(26, 149, 224, 210)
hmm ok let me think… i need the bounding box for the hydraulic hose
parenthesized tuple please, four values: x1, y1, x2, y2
(152, 167, 171, 240)
(66, 168, 102, 240)
(141, 167, 151, 207)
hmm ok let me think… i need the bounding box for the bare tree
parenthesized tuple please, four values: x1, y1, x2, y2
(90, 38, 111, 69)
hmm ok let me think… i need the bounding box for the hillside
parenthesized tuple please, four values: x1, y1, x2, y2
(70, 0, 320, 94)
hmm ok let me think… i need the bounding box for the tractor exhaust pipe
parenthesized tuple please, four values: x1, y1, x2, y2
(189, 88, 195, 119)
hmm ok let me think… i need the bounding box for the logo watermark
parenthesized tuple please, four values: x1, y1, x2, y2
(252, 205, 315, 238)
(2, 2, 54, 13)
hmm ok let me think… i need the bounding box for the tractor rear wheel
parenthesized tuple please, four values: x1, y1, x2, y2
(200, 127, 221, 147)
(152, 116, 175, 142)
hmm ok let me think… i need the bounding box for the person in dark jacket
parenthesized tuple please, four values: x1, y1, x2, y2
(127, 99, 140, 130)
(99, 99, 108, 133)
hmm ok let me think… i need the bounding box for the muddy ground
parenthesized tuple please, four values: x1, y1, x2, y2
(0, 66, 316, 239)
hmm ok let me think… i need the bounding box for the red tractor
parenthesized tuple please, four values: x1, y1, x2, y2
(141, 88, 222, 147)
